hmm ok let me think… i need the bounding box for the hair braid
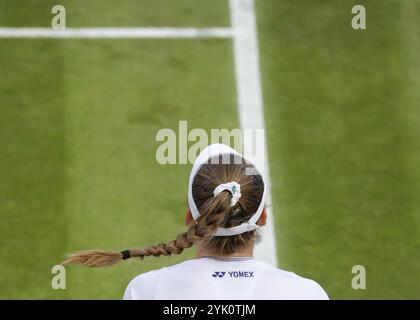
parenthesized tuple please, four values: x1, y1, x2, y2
(62, 191, 231, 268)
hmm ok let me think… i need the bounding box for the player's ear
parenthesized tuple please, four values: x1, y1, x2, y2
(185, 208, 194, 226)
(257, 208, 267, 226)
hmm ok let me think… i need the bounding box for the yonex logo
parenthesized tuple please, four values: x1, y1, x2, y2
(212, 271, 254, 278)
(212, 272, 226, 278)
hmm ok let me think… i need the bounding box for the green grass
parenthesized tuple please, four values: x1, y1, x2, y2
(0, 37, 237, 299)
(257, 0, 420, 299)
(0, 39, 67, 299)
(0, 0, 229, 27)
(1, 0, 420, 299)
(61, 39, 237, 299)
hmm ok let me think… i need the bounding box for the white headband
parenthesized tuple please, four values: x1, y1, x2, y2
(187, 143, 267, 236)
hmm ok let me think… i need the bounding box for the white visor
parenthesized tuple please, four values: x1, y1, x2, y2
(187, 143, 266, 236)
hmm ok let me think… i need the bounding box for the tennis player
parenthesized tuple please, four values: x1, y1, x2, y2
(64, 143, 329, 300)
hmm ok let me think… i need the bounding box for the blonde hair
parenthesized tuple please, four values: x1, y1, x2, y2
(63, 155, 264, 267)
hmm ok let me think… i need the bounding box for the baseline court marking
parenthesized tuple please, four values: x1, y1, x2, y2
(0, 27, 233, 38)
(0, 0, 278, 266)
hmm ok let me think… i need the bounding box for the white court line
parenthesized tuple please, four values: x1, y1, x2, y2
(230, 0, 278, 266)
(0, 27, 233, 38)
(0, 2, 278, 265)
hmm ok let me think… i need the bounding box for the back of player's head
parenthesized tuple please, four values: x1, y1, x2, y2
(190, 152, 265, 255)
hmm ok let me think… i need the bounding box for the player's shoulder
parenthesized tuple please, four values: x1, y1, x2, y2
(123, 260, 199, 299)
(127, 267, 166, 285)
(127, 259, 196, 281)
(255, 261, 329, 300)
(289, 272, 329, 299)
(123, 268, 164, 300)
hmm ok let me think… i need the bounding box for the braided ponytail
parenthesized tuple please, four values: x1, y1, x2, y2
(62, 191, 232, 268)
(63, 154, 264, 268)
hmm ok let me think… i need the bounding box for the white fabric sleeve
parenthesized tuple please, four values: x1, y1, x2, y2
(123, 284, 133, 300)
(303, 279, 330, 300)
(122, 269, 165, 300)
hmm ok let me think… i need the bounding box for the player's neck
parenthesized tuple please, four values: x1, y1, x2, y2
(196, 245, 254, 259)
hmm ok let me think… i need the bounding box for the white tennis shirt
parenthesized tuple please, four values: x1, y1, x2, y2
(123, 257, 329, 300)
